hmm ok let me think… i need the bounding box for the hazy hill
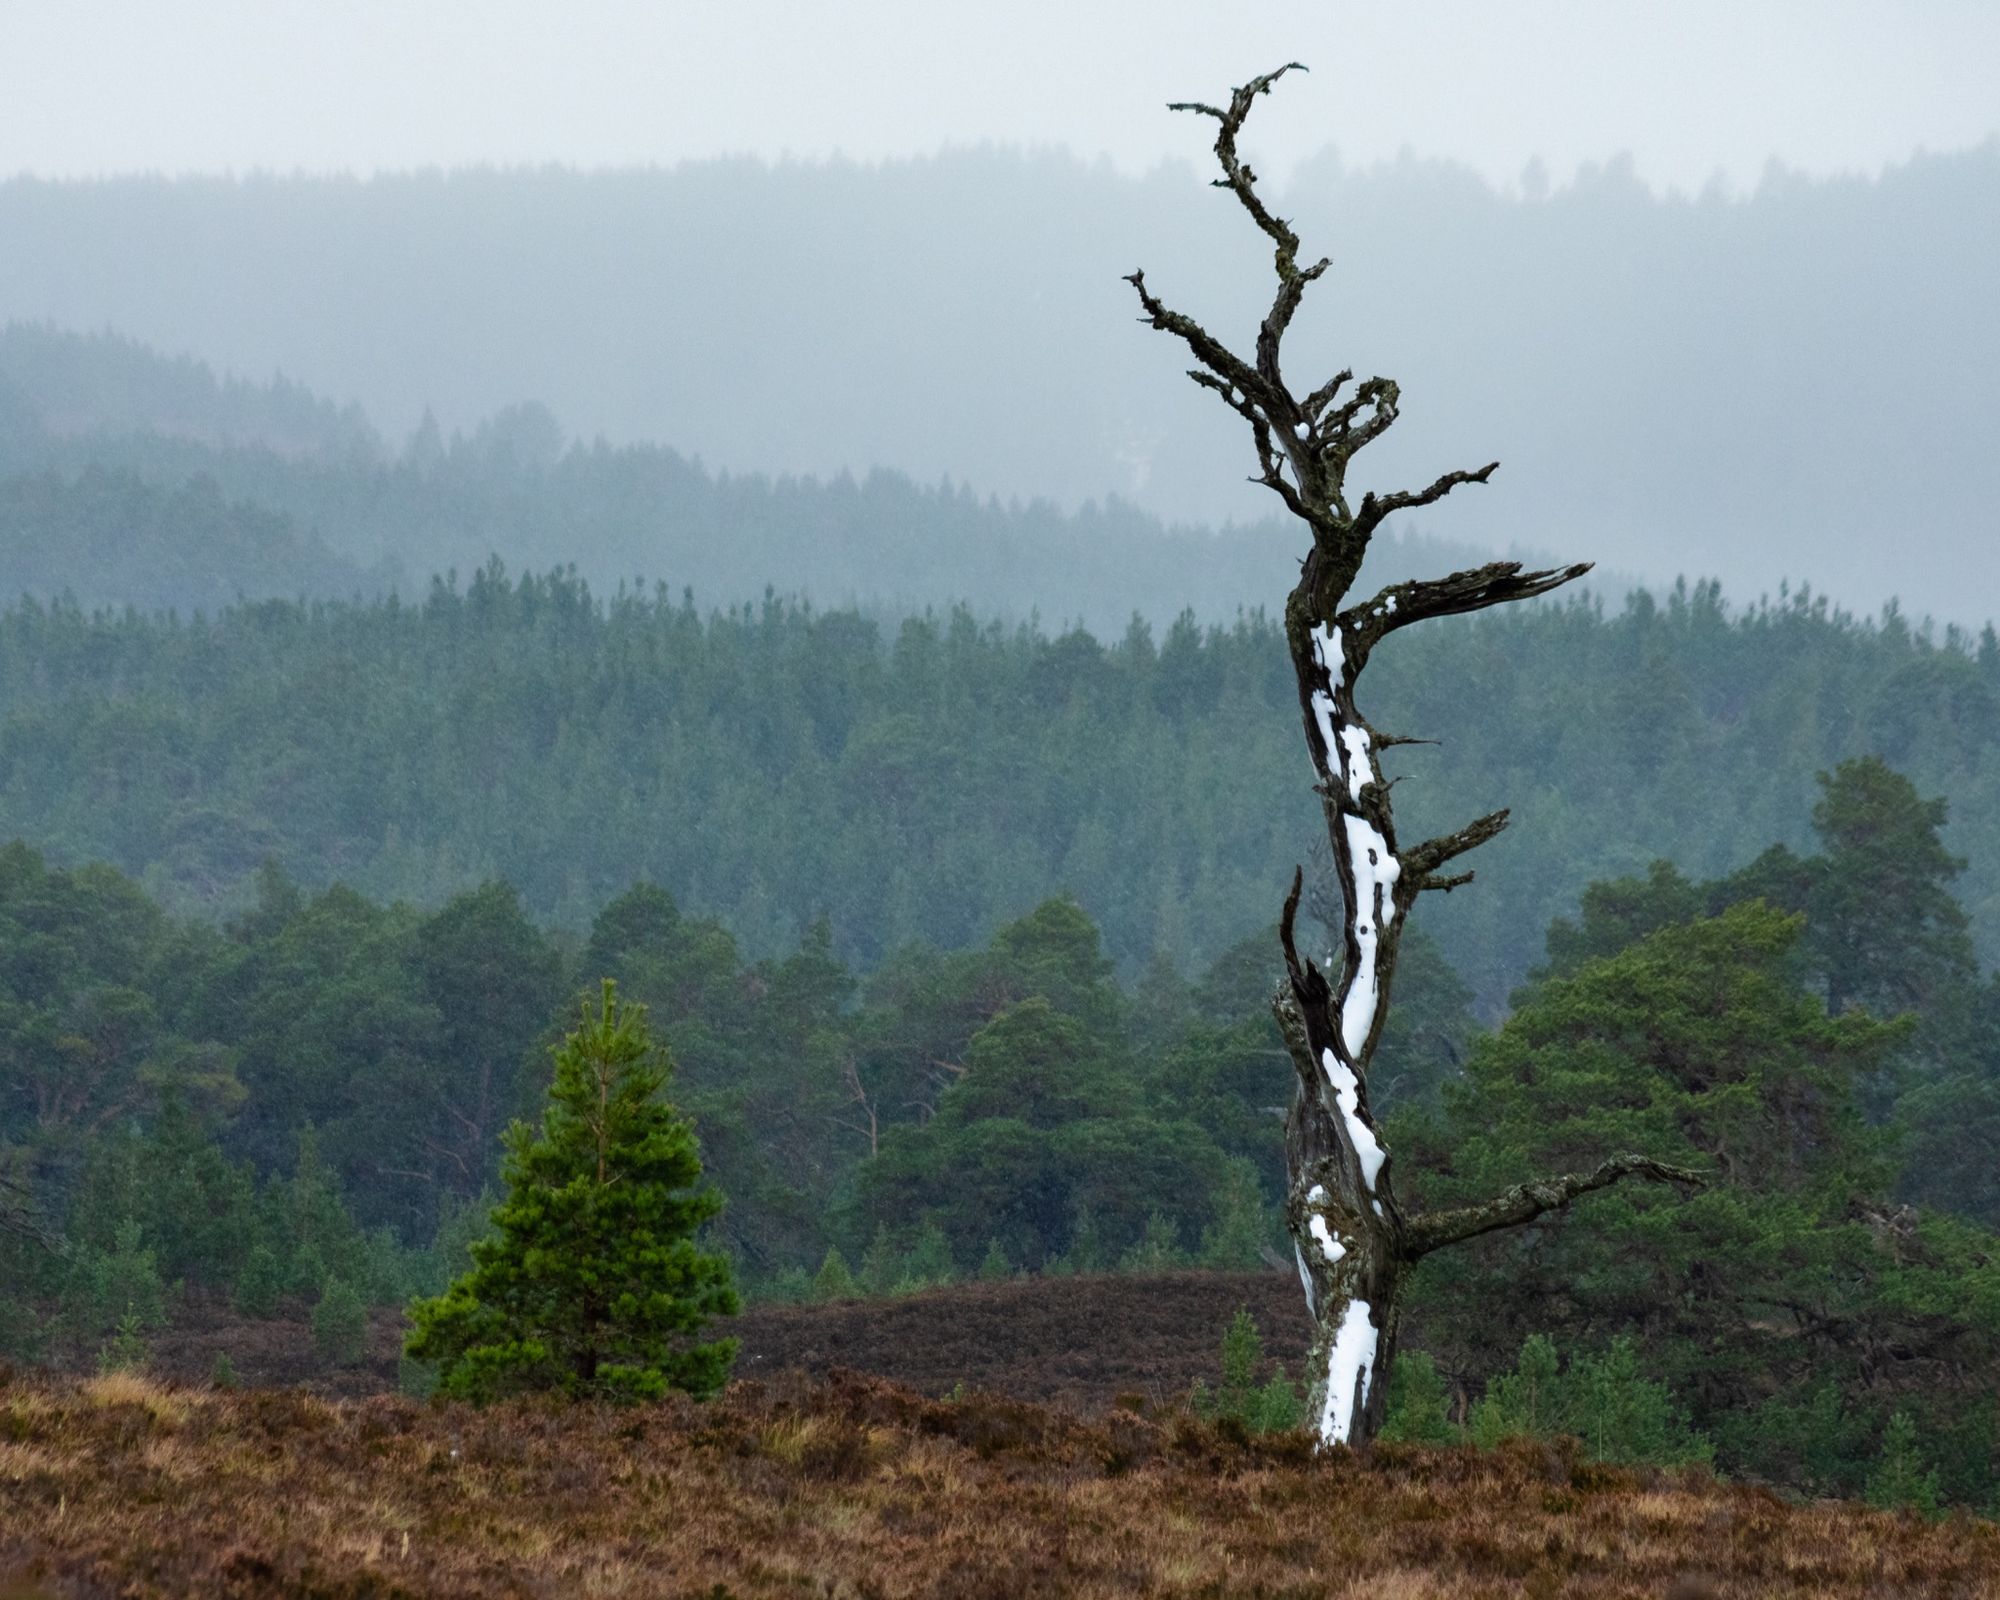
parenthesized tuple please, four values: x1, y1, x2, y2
(0, 322, 378, 458)
(0, 325, 1537, 629)
(0, 145, 1994, 624)
(0, 467, 382, 614)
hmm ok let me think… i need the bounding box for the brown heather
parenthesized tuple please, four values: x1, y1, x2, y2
(3, 1365, 1997, 1599)
(135, 1272, 1316, 1406)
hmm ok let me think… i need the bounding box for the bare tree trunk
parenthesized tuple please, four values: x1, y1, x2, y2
(1124, 64, 1702, 1445)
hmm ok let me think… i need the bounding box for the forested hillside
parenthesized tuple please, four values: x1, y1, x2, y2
(0, 323, 377, 458)
(0, 324, 1515, 629)
(0, 566, 1991, 1009)
(0, 469, 383, 613)
(6, 749, 2000, 1502)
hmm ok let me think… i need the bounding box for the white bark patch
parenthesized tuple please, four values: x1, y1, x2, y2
(1338, 725, 1373, 805)
(1338, 812, 1400, 1058)
(1309, 620, 1403, 1061)
(1319, 1298, 1379, 1444)
(1310, 687, 1340, 772)
(1308, 1214, 1346, 1264)
(1319, 1048, 1388, 1195)
(1313, 623, 1344, 684)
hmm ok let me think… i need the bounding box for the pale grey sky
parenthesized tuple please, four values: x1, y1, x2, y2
(4, 0, 1998, 192)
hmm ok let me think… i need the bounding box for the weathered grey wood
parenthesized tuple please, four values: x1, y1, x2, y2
(1125, 63, 1701, 1445)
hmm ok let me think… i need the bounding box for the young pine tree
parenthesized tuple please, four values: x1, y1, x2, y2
(313, 1278, 369, 1367)
(1215, 1307, 1264, 1425)
(1379, 1351, 1459, 1445)
(404, 982, 738, 1403)
(811, 1247, 859, 1303)
(1868, 1411, 1943, 1517)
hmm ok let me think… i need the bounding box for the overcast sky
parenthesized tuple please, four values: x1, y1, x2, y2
(5, 0, 1998, 192)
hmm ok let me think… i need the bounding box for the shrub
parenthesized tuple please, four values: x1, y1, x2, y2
(312, 1278, 368, 1367)
(896, 1218, 957, 1292)
(96, 1309, 150, 1374)
(232, 1244, 286, 1320)
(1868, 1411, 1942, 1517)
(1118, 1211, 1184, 1272)
(1251, 1365, 1304, 1433)
(811, 1248, 859, 1303)
(1381, 1351, 1459, 1445)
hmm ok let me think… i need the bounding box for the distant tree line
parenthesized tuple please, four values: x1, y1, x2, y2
(0, 562, 1992, 1015)
(0, 332, 1500, 633)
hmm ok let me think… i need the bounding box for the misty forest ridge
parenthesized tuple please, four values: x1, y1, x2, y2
(1, 141, 1995, 625)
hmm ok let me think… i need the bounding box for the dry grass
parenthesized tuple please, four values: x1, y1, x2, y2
(77, 1371, 196, 1428)
(2, 1365, 1995, 1599)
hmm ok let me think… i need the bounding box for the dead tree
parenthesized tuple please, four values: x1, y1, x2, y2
(1125, 65, 1701, 1446)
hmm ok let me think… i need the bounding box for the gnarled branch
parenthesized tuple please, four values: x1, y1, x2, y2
(1325, 377, 1401, 461)
(1402, 809, 1511, 889)
(1401, 1154, 1707, 1260)
(1342, 560, 1595, 661)
(1277, 864, 1332, 1015)
(1125, 269, 1265, 404)
(1303, 367, 1354, 422)
(1353, 461, 1500, 540)
(1167, 63, 1311, 272)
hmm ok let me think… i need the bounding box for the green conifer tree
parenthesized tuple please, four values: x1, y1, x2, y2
(1216, 1307, 1263, 1425)
(1380, 1351, 1458, 1444)
(64, 1218, 167, 1342)
(858, 1223, 902, 1297)
(1118, 1210, 1184, 1272)
(232, 1243, 286, 1319)
(1251, 1364, 1304, 1433)
(404, 981, 738, 1402)
(897, 1216, 956, 1291)
(313, 1277, 368, 1367)
(97, 1308, 149, 1375)
(811, 1247, 859, 1302)
(1867, 1411, 1943, 1516)
(1471, 1334, 1563, 1446)
(1565, 1336, 1712, 1467)
(1197, 1158, 1273, 1269)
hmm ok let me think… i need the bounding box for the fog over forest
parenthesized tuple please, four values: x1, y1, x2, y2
(1, 141, 1994, 627)
(15, 10, 2000, 1550)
